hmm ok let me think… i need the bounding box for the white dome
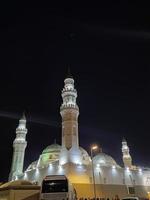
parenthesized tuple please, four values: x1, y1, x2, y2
(93, 153, 120, 168)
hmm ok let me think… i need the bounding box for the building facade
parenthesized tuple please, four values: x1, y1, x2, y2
(9, 74, 150, 199)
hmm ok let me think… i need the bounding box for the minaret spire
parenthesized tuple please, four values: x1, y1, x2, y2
(60, 73, 79, 149)
(122, 138, 132, 168)
(22, 111, 26, 120)
(9, 113, 27, 181)
(67, 66, 73, 79)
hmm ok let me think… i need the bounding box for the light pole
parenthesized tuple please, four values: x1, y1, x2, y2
(90, 145, 98, 200)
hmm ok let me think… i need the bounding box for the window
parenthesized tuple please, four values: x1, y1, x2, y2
(42, 180, 68, 193)
(127, 186, 135, 195)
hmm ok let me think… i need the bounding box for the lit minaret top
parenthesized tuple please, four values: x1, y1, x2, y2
(9, 113, 27, 180)
(122, 138, 132, 168)
(60, 71, 79, 149)
(15, 113, 27, 135)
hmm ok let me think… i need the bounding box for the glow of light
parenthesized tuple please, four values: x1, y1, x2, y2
(126, 167, 130, 173)
(112, 165, 117, 175)
(59, 160, 65, 165)
(15, 138, 25, 142)
(112, 165, 116, 169)
(18, 125, 25, 129)
(48, 163, 53, 173)
(24, 172, 27, 180)
(139, 168, 142, 172)
(138, 168, 142, 174)
(59, 157, 67, 165)
(35, 168, 39, 177)
(77, 163, 82, 169)
(91, 145, 98, 150)
(58, 165, 63, 173)
(15, 176, 18, 180)
(71, 157, 81, 165)
(76, 161, 82, 165)
(99, 159, 105, 164)
(97, 164, 100, 168)
(59, 165, 62, 170)
(49, 163, 52, 167)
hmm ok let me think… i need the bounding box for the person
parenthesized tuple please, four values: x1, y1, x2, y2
(115, 195, 119, 200)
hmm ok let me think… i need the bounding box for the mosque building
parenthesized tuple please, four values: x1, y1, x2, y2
(8, 73, 150, 199)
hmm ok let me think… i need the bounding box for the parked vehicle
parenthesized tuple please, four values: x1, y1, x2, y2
(40, 175, 77, 200)
(122, 197, 148, 200)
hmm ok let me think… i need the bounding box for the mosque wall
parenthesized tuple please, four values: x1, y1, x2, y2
(0, 190, 10, 200)
(73, 183, 149, 199)
(23, 162, 150, 199)
(0, 187, 40, 200)
(11, 189, 39, 200)
(24, 161, 150, 186)
(94, 167, 150, 186)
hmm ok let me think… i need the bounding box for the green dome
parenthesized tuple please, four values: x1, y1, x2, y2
(42, 143, 62, 154)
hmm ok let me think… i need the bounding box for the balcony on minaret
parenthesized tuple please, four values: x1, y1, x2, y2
(60, 104, 79, 112)
(62, 88, 77, 94)
(61, 80, 78, 110)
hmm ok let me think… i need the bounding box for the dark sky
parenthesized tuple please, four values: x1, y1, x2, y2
(0, 3, 150, 181)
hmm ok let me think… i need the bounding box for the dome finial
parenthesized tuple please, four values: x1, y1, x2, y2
(122, 137, 126, 142)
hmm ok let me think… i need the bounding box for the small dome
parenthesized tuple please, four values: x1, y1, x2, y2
(26, 160, 38, 171)
(79, 147, 90, 165)
(79, 147, 89, 155)
(42, 143, 62, 154)
(93, 152, 120, 167)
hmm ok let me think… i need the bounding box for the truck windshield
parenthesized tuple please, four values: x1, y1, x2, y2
(122, 198, 138, 200)
(42, 179, 68, 193)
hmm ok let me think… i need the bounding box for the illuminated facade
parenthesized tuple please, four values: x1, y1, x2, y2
(9, 74, 150, 199)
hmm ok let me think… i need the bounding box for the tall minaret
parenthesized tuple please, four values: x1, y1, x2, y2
(9, 113, 27, 181)
(60, 71, 79, 150)
(122, 138, 132, 168)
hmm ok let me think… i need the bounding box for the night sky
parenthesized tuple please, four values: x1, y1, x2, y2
(0, 3, 150, 181)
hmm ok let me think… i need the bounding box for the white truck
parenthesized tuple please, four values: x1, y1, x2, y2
(40, 175, 77, 200)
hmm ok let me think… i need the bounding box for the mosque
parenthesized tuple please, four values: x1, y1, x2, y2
(8, 73, 150, 199)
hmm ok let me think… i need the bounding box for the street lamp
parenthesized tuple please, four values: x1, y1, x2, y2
(90, 145, 98, 200)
